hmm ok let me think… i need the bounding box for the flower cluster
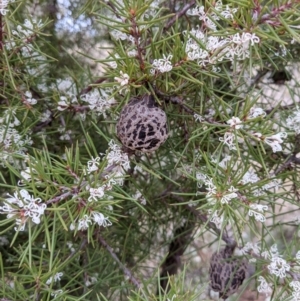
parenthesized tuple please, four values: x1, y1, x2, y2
(262, 244, 290, 278)
(70, 211, 112, 231)
(0, 0, 14, 16)
(248, 203, 268, 222)
(24, 91, 37, 105)
(46, 272, 63, 285)
(196, 173, 238, 204)
(0, 189, 47, 231)
(257, 276, 272, 296)
(184, 25, 259, 67)
(12, 19, 43, 38)
(251, 132, 287, 153)
(150, 54, 173, 74)
(219, 131, 243, 150)
(80, 89, 116, 118)
(286, 109, 300, 134)
(114, 71, 130, 94)
(227, 116, 243, 129)
(194, 113, 205, 122)
(85, 140, 130, 204)
(240, 241, 261, 256)
(187, 1, 237, 31)
(208, 209, 223, 229)
(290, 281, 300, 301)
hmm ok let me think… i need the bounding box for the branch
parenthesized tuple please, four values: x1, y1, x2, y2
(97, 234, 141, 289)
(164, 1, 196, 31)
(79, 77, 106, 96)
(159, 221, 194, 293)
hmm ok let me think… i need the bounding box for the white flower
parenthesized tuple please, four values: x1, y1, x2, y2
(219, 132, 236, 150)
(261, 179, 281, 191)
(57, 96, 69, 111)
(267, 256, 290, 278)
(248, 203, 268, 222)
(0, 189, 46, 231)
(264, 245, 290, 278)
(208, 210, 223, 229)
(262, 244, 279, 260)
(287, 109, 300, 134)
(77, 215, 92, 231)
(194, 113, 204, 122)
(86, 156, 101, 174)
(114, 71, 129, 86)
(0, 0, 12, 15)
(290, 281, 300, 292)
(46, 272, 63, 285)
(40, 109, 52, 122)
(220, 188, 237, 204)
(151, 54, 173, 73)
(248, 107, 266, 119)
(106, 140, 130, 171)
(51, 289, 63, 297)
(240, 242, 261, 255)
(227, 116, 243, 129)
(12, 19, 43, 38)
(91, 211, 112, 227)
(257, 276, 272, 296)
(240, 169, 260, 184)
(88, 186, 105, 202)
(81, 90, 116, 117)
(264, 132, 287, 153)
(217, 155, 231, 169)
(24, 91, 37, 105)
(127, 49, 137, 57)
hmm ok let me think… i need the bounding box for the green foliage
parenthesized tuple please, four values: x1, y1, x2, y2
(1, 0, 300, 300)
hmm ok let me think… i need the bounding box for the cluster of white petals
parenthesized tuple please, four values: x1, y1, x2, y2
(196, 173, 238, 205)
(252, 131, 287, 153)
(150, 54, 173, 73)
(290, 281, 300, 301)
(247, 107, 266, 119)
(227, 116, 243, 129)
(257, 276, 272, 296)
(46, 272, 63, 285)
(262, 244, 290, 278)
(184, 24, 260, 67)
(114, 71, 130, 86)
(81, 90, 116, 118)
(24, 91, 37, 105)
(286, 109, 300, 134)
(248, 203, 268, 222)
(70, 211, 112, 231)
(12, 19, 43, 38)
(0, 0, 14, 15)
(0, 189, 46, 231)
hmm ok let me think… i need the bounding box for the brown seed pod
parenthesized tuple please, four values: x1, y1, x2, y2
(209, 244, 247, 300)
(116, 94, 168, 153)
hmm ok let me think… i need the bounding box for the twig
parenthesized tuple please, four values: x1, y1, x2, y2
(78, 77, 106, 96)
(164, 1, 196, 31)
(157, 188, 235, 246)
(46, 191, 72, 205)
(97, 234, 141, 289)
